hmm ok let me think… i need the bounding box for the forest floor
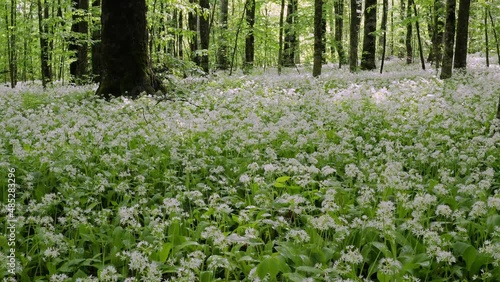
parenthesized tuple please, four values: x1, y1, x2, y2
(1, 57, 500, 281)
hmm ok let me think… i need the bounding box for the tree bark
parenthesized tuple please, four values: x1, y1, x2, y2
(218, 0, 229, 69)
(453, 0, 470, 70)
(70, 0, 89, 84)
(349, 0, 361, 72)
(188, 0, 199, 65)
(278, 0, 285, 74)
(283, 0, 298, 67)
(412, 0, 425, 70)
(430, 0, 444, 69)
(199, 0, 210, 73)
(360, 0, 377, 70)
(405, 0, 413, 64)
(334, 0, 347, 67)
(95, 0, 164, 99)
(380, 0, 388, 73)
(7, 0, 17, 88)
(91, 0, 102, 83)
(489, 11, 500, 65)
(440, 0, 456, 79)
(313, 0, 323, 76)
(245, 0, 255, 71)
(37, 0, 52, 88)
(485, 7, 489, 67)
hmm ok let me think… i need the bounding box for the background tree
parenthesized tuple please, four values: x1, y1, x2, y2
(6, 0, 17, 88)
(453, 0, 470, 70)
(91, 0, 102, 82)
(361, 0, 377, 70)
(37, 0, 52, 88)
(429, 0, 444, 69)
(95, 0, 164, 99)
(405, 0, 413, 64)
(69, 0, 89, 84)
(218, 0, 229, 69)
(380, 0, 388, 73)
(334, 0, 347, 67)
(313, 0, 323, 76)
(349, 0, 361, 72)
(283, 0, 298, 67)
(245, 0, 255, 71)
(199, 0, 210, 73)
(440, 0, 456, 79)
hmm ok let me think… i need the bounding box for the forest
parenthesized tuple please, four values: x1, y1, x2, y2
(1, 0, 500, 281)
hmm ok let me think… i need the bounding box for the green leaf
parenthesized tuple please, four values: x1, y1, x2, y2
(159, 242, 172, 262)
(372, 242, 392, 258)
(200, 271, 213, 282)
(276, 176, 291, 183)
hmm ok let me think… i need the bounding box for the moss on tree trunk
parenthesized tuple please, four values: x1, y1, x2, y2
(95, 0, 164, 99)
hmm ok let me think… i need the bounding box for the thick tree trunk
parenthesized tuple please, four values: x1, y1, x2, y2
(321, 5, 327, 63)
(188, 0, 199, 65)
(218, 0, 229, 69)
(313, 0, 323, 76)
(360, 0, 377, 70)
(37, 0, 52, 88)
(453, 0, 470, 70)
(349, 0, 361, 72)
(245, 0, 255, 71)
(69, 0, 89, 84)
(334, 0, 347, 67)
(440, 0, 456, 79)
(95, 0, 164, 99)
(283, 0, 298, 67)
(199, 0, 210, 73)
(405, 0, 413, 64)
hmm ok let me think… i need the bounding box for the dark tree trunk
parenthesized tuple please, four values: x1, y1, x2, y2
(405, 0, 413, 64)
(321, 5, 327, 63)
(178, 11, 183, 58)
(199, 0, 210, 73)
(398, 0, 405, 58)
(380, 0, 388, 73)
(349, 0, 361, 72)
(91, 0, 102, 83)
(95, 0, 164, 99)
(313, 0, 323, 76)
(440, 0, 456, 79)
(218, 0, 229, 69)
(283, 0, 298, 67)
(8, 0, 17, 88)
(188, 0, 199, 65)
(412, 0, 425, 70)
(453, 0, 470, 70)
(430, 0, 444, 69)
(489, 11, 500, 65)
(37, 0, 52, 88)
(360, 0, 377, 70)
(245, 0, 256, 71)
(485, 7, 489, 67)
(334, 0, 347, 67)
(69, 0, 89, 84)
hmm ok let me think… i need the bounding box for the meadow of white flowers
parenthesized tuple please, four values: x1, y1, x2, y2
(1, 58, 500, 281)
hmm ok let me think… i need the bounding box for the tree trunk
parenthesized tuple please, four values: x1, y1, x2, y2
(313, 0, 323, 76)
(485, 7, 489, 67)
(178, 11, 183, 58)
(199, 0, 210, 73)
(7, 0, 17, 88)
(283, 0, 298, 67)
(70, 0, 89, 84)
(380, 0, 388, 73)
(440, 0, 456, 79)
(412, 0, 425, 70)
(91, 0, 102, 83)
(37, 0, 52, 88)
(188, 0, 199, 65)
(431, 0, 444, 69)
(334, 0, 347, 67)
(453, 0, 470, 70)
(321, 5, 327, 63)
(360, 0, 377, 70)
(245, 0, 255, 71)
(349, 0, 361, 72)
(218, 0, 229, 69)
(405, 0, 413, 64)
(95, 0, 164, 99)
(278, 0, 285, 74)
(489, 11, 500, 65)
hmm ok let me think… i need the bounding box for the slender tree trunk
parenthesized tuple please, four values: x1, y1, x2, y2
(178, 11, 183, 58)
(390, 0, 394, 55)
(321, 5, 327, 63)
(412, 0, 425, 70)
(334, 0, 347, 67)
(245, 0, 255, 72)
(380, 0, 388, 73)
(199, 0, 210, 73)
(405, 0, 413, 64)
(95, 0, 164, 99)
(7, 0, 17, 88)
(349, 0, 361, 72)
(283, 0, 298, 67)
(278, 0, 285, 74)
(485, 7, 489, 67)
(70, 0, 89, 84)
(489, 11, 500, 64)
(440, 0, 456, 79)
(91, 0, 102, 83)
(313, 0, 323, 76)
(38, 0, 52, 88)
(188, 0, 199, 65)
(229, 0, 248, 75)
(218, 0, 229, 69)
(453, 0, 470, 70)
(361, 0, 377, 70)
